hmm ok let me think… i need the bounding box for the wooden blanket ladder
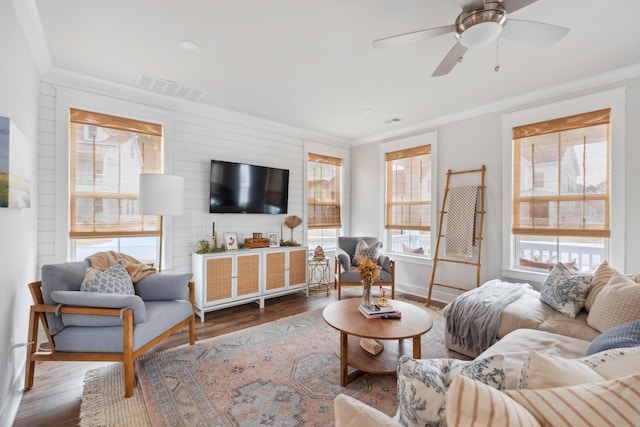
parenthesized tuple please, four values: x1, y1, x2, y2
(427, 165, 486, 306)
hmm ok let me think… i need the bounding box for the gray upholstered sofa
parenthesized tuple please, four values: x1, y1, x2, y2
(24, 260, 195, 397)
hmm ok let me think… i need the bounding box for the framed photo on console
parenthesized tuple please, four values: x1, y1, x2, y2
(224, 232, 238, 250)
(268, 232, 279, 247)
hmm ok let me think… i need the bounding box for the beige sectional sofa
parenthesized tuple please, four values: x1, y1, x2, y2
(334, 261, 640, 426)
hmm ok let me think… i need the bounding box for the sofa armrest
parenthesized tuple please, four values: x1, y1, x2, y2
(50, 290, 146, 325)
(335, 248, 351, 272)
(378, 254, 393, 273)
(334, 394, 400, 427)
(134, 272, 193, 301)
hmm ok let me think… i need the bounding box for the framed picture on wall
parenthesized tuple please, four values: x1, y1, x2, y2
(268, 232, 279, 247)
(224, 232, 238, 250)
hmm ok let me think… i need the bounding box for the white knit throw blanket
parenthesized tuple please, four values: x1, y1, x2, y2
(444, 185, 479, 258)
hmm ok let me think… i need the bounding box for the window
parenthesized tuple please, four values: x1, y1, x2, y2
(512, 109, 611, 271)
(385, 145, 432, 256)
(69, 109, 163, 262)
(307, 153, 342, 250)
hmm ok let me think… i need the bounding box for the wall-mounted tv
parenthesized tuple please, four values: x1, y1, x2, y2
(209, 159, 289, 214)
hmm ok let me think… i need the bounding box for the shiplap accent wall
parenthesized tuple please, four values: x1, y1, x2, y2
(37, 80, 351, 274)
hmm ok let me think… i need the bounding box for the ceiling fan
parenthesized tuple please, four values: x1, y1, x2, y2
(372, 0, 569, 77)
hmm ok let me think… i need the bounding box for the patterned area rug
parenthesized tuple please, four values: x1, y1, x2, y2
(81, 302, 464, 426)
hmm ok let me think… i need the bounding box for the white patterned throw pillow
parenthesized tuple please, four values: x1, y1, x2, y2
(80, 260, 135, 295)
(396, 355, 504, 427)
(539, 262, 592, 318)
(353, 238, 382, 266)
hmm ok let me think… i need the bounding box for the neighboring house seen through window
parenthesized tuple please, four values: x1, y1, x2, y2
(69, 108, 163, 262)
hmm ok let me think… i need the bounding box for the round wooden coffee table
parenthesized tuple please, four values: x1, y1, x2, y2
(322, 298, 433, 386)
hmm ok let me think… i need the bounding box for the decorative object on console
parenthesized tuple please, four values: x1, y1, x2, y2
(283, 215, 303, 243)
(268, 232, 280, 247)
(223, 232, 238, 250)
(244, 237, 270, 248)
(197, 240, 210, 253)
(138, 173, 184, 272)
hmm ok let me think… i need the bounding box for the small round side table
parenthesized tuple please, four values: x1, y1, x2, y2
(307, 256, 330, 296)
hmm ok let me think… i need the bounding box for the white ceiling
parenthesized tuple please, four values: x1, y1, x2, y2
(25, 0, 640, 141)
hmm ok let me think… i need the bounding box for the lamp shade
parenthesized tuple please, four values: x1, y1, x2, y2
(139, 173, 184, 216)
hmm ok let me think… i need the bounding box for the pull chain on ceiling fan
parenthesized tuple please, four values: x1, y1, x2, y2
(372, 0, 569, 77)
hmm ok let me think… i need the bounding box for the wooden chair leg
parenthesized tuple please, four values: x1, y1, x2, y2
(24, 309, 39, 391)
(122, 309, 135, 398)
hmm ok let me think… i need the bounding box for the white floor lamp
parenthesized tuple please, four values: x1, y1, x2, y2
(138, 173, 184, 272)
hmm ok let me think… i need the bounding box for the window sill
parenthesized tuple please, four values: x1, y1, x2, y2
(389, 252, 433, 266)
(501, 267, 548, 287)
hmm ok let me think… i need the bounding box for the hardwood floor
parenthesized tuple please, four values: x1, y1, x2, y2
(15, 287, 421, 426)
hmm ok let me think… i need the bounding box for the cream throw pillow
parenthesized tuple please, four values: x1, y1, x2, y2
(333, 394, 399, 427)
(505, 374, 640, 427)
(587, 272, 640, 332)
(521, 347, 640, 391)
(445, 376, 540, 427)
(585, 261, 640, 311)
(519, 351, 605, 389)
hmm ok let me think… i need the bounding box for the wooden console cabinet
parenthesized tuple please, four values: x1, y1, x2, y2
(192, 246, 307, 321)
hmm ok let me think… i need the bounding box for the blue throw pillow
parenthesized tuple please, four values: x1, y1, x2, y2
(585, 320, 640, 356)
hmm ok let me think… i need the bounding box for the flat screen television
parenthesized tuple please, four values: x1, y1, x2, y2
(209, 159, 289, 214)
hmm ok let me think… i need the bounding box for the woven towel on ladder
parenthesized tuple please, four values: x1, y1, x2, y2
(444, 185, 479, 258)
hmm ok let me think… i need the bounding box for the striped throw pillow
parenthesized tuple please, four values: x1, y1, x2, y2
(445, 375, 540, 427)
(505, 373, 640, 426)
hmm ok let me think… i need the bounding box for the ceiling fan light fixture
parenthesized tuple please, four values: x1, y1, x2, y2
(460, 21, 503, 48)
(455, 3, 506, 48)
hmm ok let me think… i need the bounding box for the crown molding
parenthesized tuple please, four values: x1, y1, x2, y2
(354, 62, 640, 146)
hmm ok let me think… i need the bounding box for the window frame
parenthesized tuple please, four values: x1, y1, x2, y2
(53, 89, 174, 262)
(501, 88, 626, 282)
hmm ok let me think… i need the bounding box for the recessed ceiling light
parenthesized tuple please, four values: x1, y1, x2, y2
(362, 109, 374, 114)
(177, 40, 201, 54)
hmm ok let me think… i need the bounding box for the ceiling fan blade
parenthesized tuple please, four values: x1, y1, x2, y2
(432, 43, 468, 77)
(456, 0, 484, 12)
(372, 25, 455, 49)
(503, 0, 538, 14)
(501, 19, 569, 47)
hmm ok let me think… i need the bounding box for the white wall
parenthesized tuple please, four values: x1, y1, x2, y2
(0, 2, 41, 425)
(353, 76, 640, 304)
(37, 74, 351, 274)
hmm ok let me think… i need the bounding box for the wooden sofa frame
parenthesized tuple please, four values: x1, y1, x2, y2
(24, 280, 196, 397)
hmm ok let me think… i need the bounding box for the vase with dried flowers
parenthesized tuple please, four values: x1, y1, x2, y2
(356, 256, 381, 309)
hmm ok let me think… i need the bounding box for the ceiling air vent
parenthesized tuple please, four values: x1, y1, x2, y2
(134, 74, 204, 102)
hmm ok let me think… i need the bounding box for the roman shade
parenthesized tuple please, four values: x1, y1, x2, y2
(512, 109, 611, 238)
(307, 153, 342, 228)
(69, 108, 163, 238)
(385, 145, 432, 231)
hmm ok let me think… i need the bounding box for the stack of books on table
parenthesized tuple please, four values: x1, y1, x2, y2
(359, 303, 402, 319)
